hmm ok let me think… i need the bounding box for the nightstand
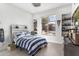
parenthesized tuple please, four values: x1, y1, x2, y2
(7, 42, 16, 51)
(31, 31, 37, 35)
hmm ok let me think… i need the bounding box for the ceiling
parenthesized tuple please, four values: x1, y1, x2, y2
(12, 3, 72, 14)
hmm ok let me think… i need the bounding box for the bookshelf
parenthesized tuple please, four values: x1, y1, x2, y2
(62, 13, 73, 33)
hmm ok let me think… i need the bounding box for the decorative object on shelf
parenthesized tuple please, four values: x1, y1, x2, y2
(0, 29, 4, 42)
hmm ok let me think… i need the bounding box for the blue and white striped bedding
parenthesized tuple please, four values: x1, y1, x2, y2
(15, 32, 47, 56)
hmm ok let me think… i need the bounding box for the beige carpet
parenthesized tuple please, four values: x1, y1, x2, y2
(0, 43, 64, 56)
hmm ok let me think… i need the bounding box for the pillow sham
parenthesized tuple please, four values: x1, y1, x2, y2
(14, 31, 31, 38)
(16, 32, 22, 37)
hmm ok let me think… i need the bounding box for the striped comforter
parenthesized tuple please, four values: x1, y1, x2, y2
(15, 35, 47, 56)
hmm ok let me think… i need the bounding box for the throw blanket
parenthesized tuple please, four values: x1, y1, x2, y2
(16, 35, 47, 56)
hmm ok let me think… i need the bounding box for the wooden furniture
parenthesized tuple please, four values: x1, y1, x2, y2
(68, 29, 76, 44)
(74, 33, 79, 45)
(8, 42, 16, 51)
(69, 32, 79, 45)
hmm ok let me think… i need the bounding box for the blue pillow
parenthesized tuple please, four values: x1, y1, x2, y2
(16, 32, 22, 37)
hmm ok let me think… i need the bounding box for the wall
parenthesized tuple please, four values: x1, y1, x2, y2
(0, 3, 33, 47)
(33, 4, 72, 44)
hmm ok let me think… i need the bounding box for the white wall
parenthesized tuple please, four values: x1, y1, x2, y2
(33, 4, 72, 44)
(0, 4, 33, 47)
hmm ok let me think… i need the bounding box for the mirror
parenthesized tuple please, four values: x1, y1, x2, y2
(33, 19, 37, 31)
(74, 6, 79, 26)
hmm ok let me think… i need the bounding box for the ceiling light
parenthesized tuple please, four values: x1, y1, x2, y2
(32, 3, 41, 7)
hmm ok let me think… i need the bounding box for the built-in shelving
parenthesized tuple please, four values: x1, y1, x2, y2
(62, 13, 73, 34)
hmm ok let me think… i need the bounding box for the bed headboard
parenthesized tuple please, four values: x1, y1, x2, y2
(10, 24, 28, 43)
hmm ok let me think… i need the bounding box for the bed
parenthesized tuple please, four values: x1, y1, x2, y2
(10, 25, 48, 56)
